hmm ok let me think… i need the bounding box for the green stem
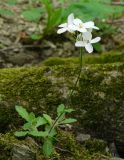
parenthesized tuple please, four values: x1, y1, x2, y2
(48, 48, 83, 135)
(48, 113, 64, 135)
(70, 47, 83, 99)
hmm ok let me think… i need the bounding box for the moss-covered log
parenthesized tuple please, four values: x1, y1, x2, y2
(0, 61, 124, 143)
(42, 49, 124, 66)
(0, 131, 110, 160)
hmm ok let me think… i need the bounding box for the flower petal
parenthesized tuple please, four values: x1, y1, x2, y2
(77, 28, 87, 33)
(68, 24, 77, 31)
(57, 27, 67, 34)
(87, 28, 93, 32)
(68, 13, 74, 25)
(84, 21, 99, 30)
(75, 41, 85, 47)
(90, 37, 101, 43)
(73, 18, 83, 26)
(84, 21, 94, 28)
(92, 26, 99, 30)
(59, 23, 67, 28)
(85, 43, 93, 53)
(68, 29, 75, 33)
(83, 32, 92, 40)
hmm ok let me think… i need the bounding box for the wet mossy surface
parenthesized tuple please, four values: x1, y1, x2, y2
(0, 55, 124, 159)
(0, 131, 110, 160)
(43, 48, 124, 66)
(0, 133, 38, 160)
(0, 62, 124, 138)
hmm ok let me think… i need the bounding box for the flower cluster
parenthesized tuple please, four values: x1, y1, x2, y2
(57, 13, 101, 53)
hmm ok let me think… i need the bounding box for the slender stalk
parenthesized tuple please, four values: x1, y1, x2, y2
(48, 48, 84, 135)
(48, 113, 64, 134)
(69, 47, 83, 99)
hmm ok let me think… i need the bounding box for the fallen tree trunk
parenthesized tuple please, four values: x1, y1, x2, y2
(0, 61, 124, 151)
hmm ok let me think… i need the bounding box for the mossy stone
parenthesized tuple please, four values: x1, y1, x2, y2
(0, 62, 123, 147)
(0, 131, 110, 160)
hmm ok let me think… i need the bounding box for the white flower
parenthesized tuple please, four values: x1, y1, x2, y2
(71, 18, 99, 33)
(57, 13, 101, 53)
(57, 13, 75, 34)
(75, 32, 101, 53)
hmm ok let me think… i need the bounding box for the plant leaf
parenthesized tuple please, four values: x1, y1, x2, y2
(49, 8, 62, 26)
(7, 0, 17, 5)
(45, 125, 57, 137)
(43, 138, 54, 157)
(14, 131, 28, 137)
(65, 108, 75, 113)
(22, 8, 43, 22)
(93, 43, 102, 52)
(57, 104, 65, 116)
(22, 122, 31, 130)
(15, 106, 29, 121)
(0, 9, 14, 16)
(41, 0, 53, 15)
(43, 114, 53, 125)
(29, 112, 35, 121)
(46, 8, 62, 33)
(30, 34, 42, 40)
(36, 117, 48, 127)
(60, 118, 77, 124)
(57, 113, 65, 124)
(29, 131, 48, 137)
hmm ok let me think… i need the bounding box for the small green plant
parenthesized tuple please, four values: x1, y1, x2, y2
(15, 106, 48, 137)
(15, 104, 77, 157)
(2, 0, 123, 40)
(14, 11, 101, 157)
(20, 0, 63, 39)
(0, 8, 15, 16)
(41, 0, 63, 35)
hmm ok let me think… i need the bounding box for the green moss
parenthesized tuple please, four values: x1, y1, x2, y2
(0, 102, 14, 132)
(0, 133, 40, 160)
(84, 139, 107, 155)
(56, 130, 109, 160)
(0, 63, 123, 143)
(0, 131, 110, 160)
(43, 51, 124, 66)
(42, 57, 79, 66)
(0, 133, 25, 160)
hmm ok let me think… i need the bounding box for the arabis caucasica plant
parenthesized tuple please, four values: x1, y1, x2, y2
(15, 13, 101, 158)
(57, 13, 101, 53)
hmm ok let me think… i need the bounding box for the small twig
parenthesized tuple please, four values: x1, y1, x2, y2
(55, 146, 72, 154)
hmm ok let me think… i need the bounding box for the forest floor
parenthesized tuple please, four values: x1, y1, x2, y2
(0, 0, 124, 68)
